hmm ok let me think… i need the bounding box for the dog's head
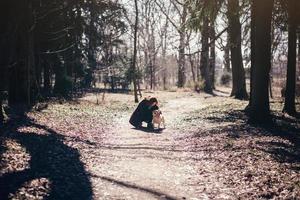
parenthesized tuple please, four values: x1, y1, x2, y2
(152, 109, 161, 117)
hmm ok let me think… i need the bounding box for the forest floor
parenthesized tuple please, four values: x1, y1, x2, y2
(1, 87, 300, 200)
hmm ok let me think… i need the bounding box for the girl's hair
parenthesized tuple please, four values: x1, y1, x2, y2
(149, 97, 158, 104)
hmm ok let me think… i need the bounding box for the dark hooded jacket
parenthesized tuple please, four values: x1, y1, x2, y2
(129, 98, 159, 127)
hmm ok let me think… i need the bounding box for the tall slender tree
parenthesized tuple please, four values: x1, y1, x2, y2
(227, 0, 248, 100)
(132, 0, 139, 102)
(224, 35, 231, 72)
(188, 0, 223, 93)
(209, 23, 216, 89)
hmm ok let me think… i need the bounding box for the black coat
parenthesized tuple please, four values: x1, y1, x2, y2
(129, 99, 159, 127)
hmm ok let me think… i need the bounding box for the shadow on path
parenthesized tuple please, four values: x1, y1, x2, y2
(91, 174, 179, 200)
(131, 127, 165, 134)
(0, 115, 93, 200)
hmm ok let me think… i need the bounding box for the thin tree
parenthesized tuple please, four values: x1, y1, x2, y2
(298, 34, 300, 63)
(227, 0, 248, 100)
(224, 35, 231, 72)
(209, 23, 216, 89)
(188, 0, 223, 94)
(132, 0, 139, 102)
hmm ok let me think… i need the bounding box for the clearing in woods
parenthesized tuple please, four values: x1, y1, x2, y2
(1, 89, 300, 199)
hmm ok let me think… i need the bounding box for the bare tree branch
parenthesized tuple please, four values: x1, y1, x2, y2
(185, 27, 228, 55)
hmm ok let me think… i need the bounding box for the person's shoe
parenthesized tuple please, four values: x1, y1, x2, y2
(135, 124, 143, 129)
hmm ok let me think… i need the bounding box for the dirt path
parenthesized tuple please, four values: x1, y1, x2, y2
(88, 95, 211, 200)
(2, 90, 299, 199)
(81, 91, 300, 200)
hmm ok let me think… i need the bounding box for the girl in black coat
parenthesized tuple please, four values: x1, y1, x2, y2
(129, 97, 158, 129)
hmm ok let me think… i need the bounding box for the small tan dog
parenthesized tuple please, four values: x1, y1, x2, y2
(152, 109, 165, 129)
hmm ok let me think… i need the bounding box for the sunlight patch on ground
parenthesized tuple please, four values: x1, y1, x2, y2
(9, 178, 51, 200)
(17, 126, 49, 135)
(0, 139, 30, 175)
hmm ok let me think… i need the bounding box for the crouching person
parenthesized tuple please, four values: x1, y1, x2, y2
(129, 97, 158, 130)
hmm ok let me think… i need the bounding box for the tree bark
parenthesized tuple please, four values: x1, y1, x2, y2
(0, 1, 10, 122)
(161, 22, 168, 90)
(298, 33, 300, 63)
(0, 66, 4, 122)
(189, 54, 196, 83)
(132, 0, 139, 102)
(43, 59, 51, 93)
(8, 0, 33, 107)
(150, 21, 157, 90)
(209, 24, 216, 89)
(0, 65, 5, 123)
(247, 0, 274, 122)
(88, 0, 97, 71)
(177, 31, 186, 87)
(26, 10, 35, 105)
(224, 36, 231, 72)
(228, 0, 248, 100)
(283, 0, 297, 115)
(177, 5, 187, 88)
(200, 19, 213, 94)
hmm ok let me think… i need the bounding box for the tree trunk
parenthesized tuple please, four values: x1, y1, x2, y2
(269, 76, 273, 99)
(200, 19, 213, 94)
(150, 63, 154, 90)
(43, 59, 51, 93)
(228, 0, 248, 100)
(298, 33, 300, 85)
(137, 80, 142, 97)
(0, 66, 4, 123)
(177, 5, 187, 88)
(178, 31, 186, 87)
(247, 0, 256, 109)
(0, 65, 5, 123)
(34, 54, 42, 98)
(224, 36, 231, 72)
(0, 98, 4, 123)
(189, 54, 196, 83)
(8, 0, 33, 107)
(0, 1, 9, 122)
(26, 13, 35, 105)
(161, 17, 169, 90)
(162, 52, 168, 90)
(88, 1, 97, 71)
(209, 24, 216, 90)
(298, 33, 300, 63)
(132, 0, 139, 102)
(150, 23, 156, 90)
(283, 0, 297, 115)
(247, 0, 274, 122)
